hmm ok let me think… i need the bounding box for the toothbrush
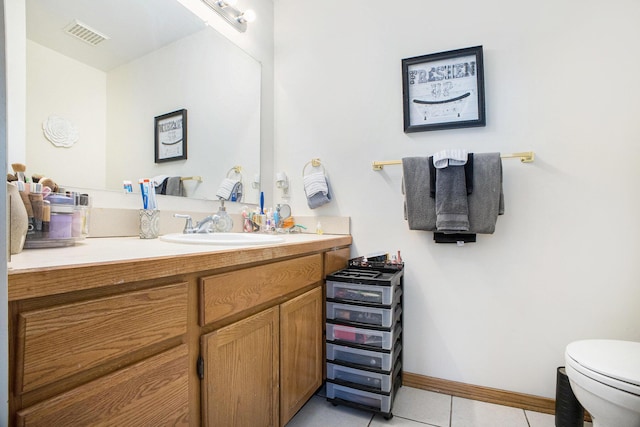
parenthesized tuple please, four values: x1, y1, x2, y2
(260, 191, 264, 215)
(139, 179, 148, 209)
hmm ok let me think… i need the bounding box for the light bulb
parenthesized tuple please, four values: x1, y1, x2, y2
(238, 9, 256, 23)
(216, 0, 237, 7)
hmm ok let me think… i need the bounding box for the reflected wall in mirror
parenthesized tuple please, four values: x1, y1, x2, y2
(25, 0, 261, 204)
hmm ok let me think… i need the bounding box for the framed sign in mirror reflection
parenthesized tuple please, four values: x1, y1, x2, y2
(155, 109, 187, 162)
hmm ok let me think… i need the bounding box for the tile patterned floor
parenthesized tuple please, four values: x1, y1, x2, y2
(286, 386, 593, 427)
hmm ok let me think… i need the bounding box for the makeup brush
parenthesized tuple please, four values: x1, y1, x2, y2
(29, 192, 43, 232)
(17, 183, 34, 227)
(42, 200, 50, 235)
(39, 177, 59, 193)
(11, 163, 26, 182)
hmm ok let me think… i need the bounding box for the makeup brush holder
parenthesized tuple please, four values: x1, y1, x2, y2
(23, 193, 90, 248)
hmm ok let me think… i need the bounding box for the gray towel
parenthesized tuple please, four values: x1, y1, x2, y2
(435, 165, 470, 232)
(402, 153, 504, 234)
(467, 152, 503, 234)
(307, 176, 332, 209)
(402, 157, 436, 231)
(165, 176, 185, 197)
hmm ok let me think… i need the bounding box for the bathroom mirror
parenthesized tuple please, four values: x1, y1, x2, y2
(24, 0, 261, 204)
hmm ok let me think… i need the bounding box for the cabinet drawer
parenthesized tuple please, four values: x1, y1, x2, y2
(327, 302, 402, 328)
(327, 360, 401, 393)
(326, 341, 402, 372)
(326, 322, 401, 350)
(327, 281, 401, 306)
(200, 254, 322, 326)
(15, 282, 188, 394)
(327, 381, 397, 413)
(324, 247, 350, 276)
(16, 344, 190, 426)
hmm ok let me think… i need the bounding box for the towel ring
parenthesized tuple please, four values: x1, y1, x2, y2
(302, 158, 325, 177)
(226, 165, 243, 181)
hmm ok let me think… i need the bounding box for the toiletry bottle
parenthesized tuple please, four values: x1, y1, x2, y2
(214, 200, 234, 232)
(266, 208, 273, 232)
(316, 221, 323, 235)
(242, 206, 252, 233)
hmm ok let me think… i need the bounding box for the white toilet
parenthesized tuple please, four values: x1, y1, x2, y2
(565, 339, 640, 427)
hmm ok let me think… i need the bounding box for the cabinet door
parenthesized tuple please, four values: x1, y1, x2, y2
(279, 287, 323, 426)
(201, 306, 279, 427)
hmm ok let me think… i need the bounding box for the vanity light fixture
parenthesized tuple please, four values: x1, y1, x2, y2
(201, 0, 256, 32)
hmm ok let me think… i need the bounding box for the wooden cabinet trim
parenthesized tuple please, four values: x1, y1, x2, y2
(15, 282, 188, 394)
(8, 236, 352, 301)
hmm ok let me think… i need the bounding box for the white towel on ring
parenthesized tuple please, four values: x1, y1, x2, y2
(216, 178, 238, 200)
(433, 149, 468, 169)
(303, 172, 328, 197)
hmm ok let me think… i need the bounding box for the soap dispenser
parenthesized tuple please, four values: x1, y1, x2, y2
(214, 200, 234, 232)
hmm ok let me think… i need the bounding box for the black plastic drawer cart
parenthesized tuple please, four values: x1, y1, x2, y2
(325, 259, 404, 419)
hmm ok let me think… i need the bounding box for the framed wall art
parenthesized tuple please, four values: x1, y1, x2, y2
(402, 46, 485, 133)
(155, 109, 187, 162)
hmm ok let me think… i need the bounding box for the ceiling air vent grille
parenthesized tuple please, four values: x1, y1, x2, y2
(64, 20, 110, 46)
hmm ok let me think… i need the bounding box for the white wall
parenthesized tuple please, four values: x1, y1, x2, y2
(26, 40, 107, 189)
(179, 0, 276, 204)
(106, 28, 261, 202)
(274, 0, 640, 398)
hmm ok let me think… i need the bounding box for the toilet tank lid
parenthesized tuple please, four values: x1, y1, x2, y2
(566, 339, 640, 386)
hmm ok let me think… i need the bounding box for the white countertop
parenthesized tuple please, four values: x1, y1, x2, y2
(8, 233, 348, 272)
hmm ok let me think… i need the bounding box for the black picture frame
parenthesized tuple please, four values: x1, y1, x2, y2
(154, 109, 187, 163)
(402, 46, 485, 133)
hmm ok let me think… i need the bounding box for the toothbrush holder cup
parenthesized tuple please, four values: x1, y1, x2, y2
(139, 209, 160, 239)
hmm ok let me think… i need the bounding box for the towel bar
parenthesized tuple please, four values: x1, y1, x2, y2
(372, 151, 535, 171)
(180, 176, 203, 182)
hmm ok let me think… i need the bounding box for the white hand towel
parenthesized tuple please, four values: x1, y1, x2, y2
(216, 178, 238, 200)
(433, 149, 468, 169)
(303, 172, 328, 197)
(151, 175, 169, 187)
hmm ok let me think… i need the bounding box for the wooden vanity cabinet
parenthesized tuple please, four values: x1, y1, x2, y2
(199, 255, 324, 427)
(8, 237, 352, 426)
(10, 282, 190, 426)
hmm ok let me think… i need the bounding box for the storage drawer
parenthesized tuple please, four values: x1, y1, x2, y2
(326, 341, 402, 371)
(16, 344, 190, 426)
(326, 382, 396, 413)
(326, 322, 401, 350)
(15, 282, 188, 394)
(327, 302, 401, 328)
(327, 281, 401, 306)
(327, 360, 401, 393)
(200, 254, 322, 326)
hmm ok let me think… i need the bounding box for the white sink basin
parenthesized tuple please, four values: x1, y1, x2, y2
(160, 232, 284, 246)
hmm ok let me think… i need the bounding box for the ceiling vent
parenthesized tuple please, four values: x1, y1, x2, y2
(64, 20, 110, 46)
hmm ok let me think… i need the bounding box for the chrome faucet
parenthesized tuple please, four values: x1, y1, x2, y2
(174, 214, 220, 234)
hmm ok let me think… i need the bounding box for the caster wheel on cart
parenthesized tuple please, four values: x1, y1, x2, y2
(383, 413, 393, 420)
